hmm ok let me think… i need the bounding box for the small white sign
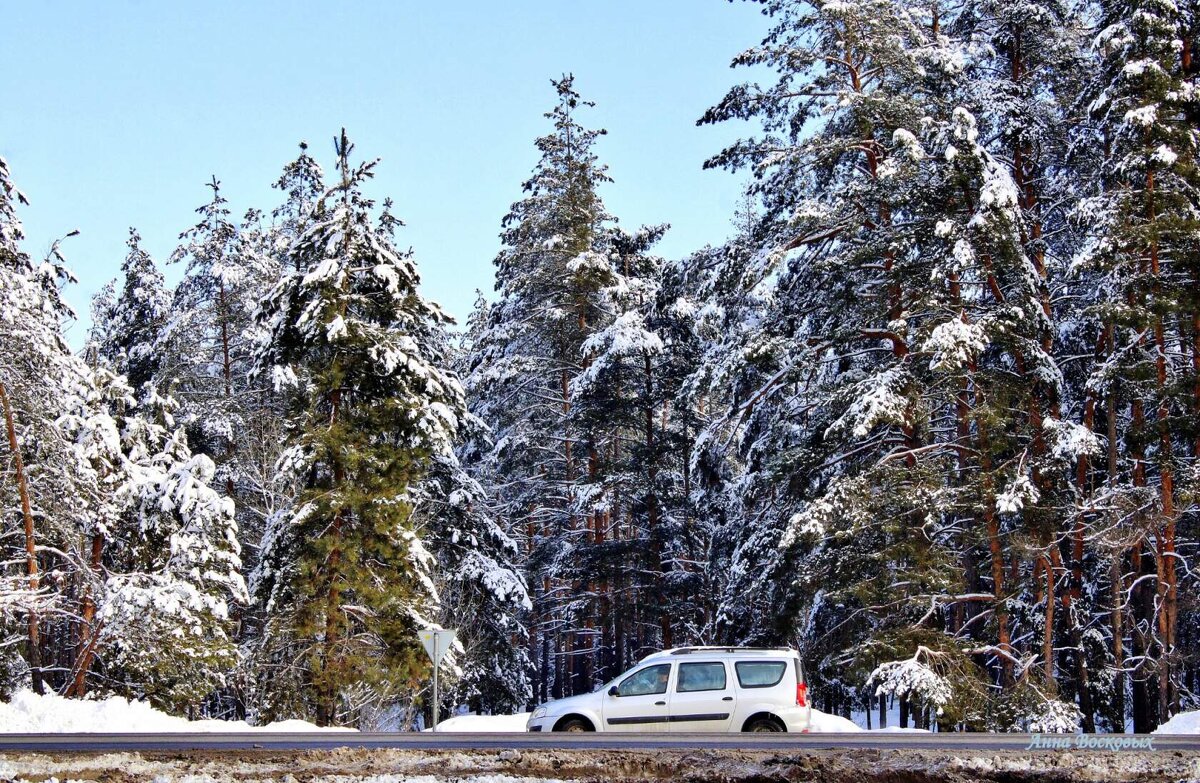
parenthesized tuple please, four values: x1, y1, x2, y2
(418, 629, 456, 665)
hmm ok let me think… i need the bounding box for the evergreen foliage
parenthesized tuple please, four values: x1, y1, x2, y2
(1, 2, 1198, 733)
(251, 130, 464, 726)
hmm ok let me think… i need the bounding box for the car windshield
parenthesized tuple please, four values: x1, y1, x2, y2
(597, 663, 654, 692)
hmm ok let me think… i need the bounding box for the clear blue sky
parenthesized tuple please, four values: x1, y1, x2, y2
(3, 2, 769, 342)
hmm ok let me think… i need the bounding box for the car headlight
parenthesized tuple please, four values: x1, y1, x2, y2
(531, 707, 547, 720)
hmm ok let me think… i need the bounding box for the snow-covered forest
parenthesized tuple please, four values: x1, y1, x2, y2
(1, 0, 1198, 734)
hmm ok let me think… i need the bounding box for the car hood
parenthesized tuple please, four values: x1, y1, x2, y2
(539, 691, 599, 715)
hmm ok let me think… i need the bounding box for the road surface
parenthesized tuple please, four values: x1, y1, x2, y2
(0, 731, 1193, 753)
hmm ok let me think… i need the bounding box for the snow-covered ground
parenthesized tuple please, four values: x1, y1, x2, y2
(432, 712, 531, 732)
(0, 690, 352, 733)
(1153, 710, 1200, 734)
(810, 708, 928, 732)
(809, 709, 862, 732)
(0, 691, 902, 735)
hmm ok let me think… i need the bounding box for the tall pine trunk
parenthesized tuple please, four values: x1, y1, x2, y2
(66, 531, 105, 698)
(0, 381, 42, 695)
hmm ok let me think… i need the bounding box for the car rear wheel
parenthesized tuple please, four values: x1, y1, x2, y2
(744, 716, 785, 733)
(555, 716, 593, 732)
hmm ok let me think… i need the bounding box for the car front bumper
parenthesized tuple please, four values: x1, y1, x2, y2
(525, 715, 553, 732)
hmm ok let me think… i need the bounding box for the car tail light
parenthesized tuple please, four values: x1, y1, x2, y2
(796, 682, 807, 707)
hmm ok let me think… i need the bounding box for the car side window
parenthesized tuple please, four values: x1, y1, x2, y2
(735, 661, 787, 688)
(617, 664, 671, 696)
(677, 662, 727, 693)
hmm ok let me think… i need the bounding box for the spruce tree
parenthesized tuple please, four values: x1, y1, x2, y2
(92, 228, 170, 394)
(59, 364, 247, 710)
(466, 76, 682, 698)
(271, 141, 326, 262)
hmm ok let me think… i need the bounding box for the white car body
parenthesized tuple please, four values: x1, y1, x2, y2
(525, 647, 812, 733)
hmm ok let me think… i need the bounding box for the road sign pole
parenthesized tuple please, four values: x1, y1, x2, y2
(418, 628, 456, 733)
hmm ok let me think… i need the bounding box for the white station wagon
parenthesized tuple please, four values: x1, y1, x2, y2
(525, 647, 811, 733)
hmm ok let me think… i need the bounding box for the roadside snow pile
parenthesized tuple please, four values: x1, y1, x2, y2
(430, 712, 531, 732)
(809, 709, 862, 732)
(1154, 710, 1200, 734)
(809, 707, 929, 733)
(0, 690, 352, 733)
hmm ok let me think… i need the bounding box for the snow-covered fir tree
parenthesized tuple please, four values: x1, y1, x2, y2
(565, 223, 710, 669)
(164, 178, 245, 464)
(466, 76, 615, 702)
(91, 228, 171, 395)
(271, 141, 325, 257)
(58, 362, 247, 710)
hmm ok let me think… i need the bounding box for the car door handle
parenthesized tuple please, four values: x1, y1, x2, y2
(722, 696, 733, 701)
(655, 701, 666, 706)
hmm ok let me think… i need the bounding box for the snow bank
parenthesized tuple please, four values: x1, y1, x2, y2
(809, 708, 863, 733)
(430, 712, 531, 732)
(1154, 710, 1200, 734)
(0, 690, 353, 733)
(809, 707, 929, 733)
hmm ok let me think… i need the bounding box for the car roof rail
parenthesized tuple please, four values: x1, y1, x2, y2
(666, 646, 794, 655)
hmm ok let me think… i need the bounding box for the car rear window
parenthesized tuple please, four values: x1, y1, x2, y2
(735, 661, 787, 688)
(677, 662, 727, 692)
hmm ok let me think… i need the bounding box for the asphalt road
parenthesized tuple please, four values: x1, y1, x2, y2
(0, 732, 1194, 753)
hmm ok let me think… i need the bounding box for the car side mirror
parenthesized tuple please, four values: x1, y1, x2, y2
(608, 685, 619, 697)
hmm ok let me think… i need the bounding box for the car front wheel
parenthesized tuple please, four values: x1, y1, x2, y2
(744, 716, 785, 733)
(555, 716, 593, 732)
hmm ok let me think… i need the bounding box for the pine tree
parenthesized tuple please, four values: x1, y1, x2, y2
(954, 0, 1104, 730)
(566, 223, 697, 675)
(701, 0, 1076, 727)
(165, 176, 267, 494)
(1073, 0, 1200, 731)
(0, 156, 91, 697)
(252, 130, 464, 727)
(272, 141, 325, 256)
(697, 0, 941, 668)
(466, 76, 686, 699)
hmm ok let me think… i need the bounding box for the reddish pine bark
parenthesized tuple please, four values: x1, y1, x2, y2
(0, 381, 42, 694)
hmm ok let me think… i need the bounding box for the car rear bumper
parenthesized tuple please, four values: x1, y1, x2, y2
(776, 706, 813, 732)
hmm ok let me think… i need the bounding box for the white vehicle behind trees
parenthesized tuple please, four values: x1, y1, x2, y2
(525, 647, 811, 733)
